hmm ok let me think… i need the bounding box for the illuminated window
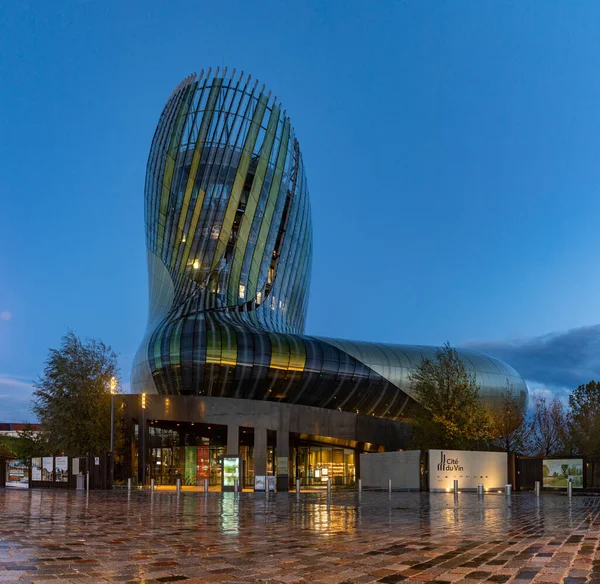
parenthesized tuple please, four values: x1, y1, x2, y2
(193, 259, 200, 270)
(239, 285, 245, 299)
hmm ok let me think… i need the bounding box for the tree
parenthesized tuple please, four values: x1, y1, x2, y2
(409, 343, 493, 449)
(32, 332, 120, 456)
(567, 381, 600, 455)
(14, 423, 47, 459)
(529, 395, 567, 456)
(489, 384, 529, 454)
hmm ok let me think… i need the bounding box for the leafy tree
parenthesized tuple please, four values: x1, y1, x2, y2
(14, 423, 47, 459)
(409, 343, 493, 449)
(0, 441, 16, 458)
(32, 332, 120, 456)
(567, 381, 600, 455)
(489, 385, 529, 454)
(529, 395, 567, 456)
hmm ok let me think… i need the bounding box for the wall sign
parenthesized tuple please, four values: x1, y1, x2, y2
(428, 449, 507, 492)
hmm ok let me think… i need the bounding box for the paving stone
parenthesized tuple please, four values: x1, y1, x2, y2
(3, 491, 600, 583)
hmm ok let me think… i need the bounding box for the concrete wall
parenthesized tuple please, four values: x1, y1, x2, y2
(359, 450, 421, 490)
(428, 449, 507, 492)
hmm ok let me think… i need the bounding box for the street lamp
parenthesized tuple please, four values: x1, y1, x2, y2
(110, 376, 117, 453)
(109, 376, 117, 488)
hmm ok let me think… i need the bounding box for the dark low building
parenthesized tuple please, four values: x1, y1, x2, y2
(125, 68, 527, 490)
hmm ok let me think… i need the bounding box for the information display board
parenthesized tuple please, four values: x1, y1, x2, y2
(6, 460, 29, 488)
(543, 458, 583, 488)
(32, 458, 42, 481)
(222, 456, 241, 491)
(42, 457, 54, 481)
(55, 457, 68, 482)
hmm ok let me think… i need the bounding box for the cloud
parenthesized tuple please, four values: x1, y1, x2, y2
(0, 311, 12, 321)
(463, 324, 600, 391)
(0, 374, 36, 422)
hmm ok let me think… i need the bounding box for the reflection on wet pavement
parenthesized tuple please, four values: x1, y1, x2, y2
(1, 489, 600, 583)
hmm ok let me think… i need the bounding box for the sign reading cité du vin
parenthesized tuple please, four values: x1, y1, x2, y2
(428, 449, 507, 492)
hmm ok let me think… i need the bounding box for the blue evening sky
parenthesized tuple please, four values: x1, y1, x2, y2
(2, 1, 600, 421)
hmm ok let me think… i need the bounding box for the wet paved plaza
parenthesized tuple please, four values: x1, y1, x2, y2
(2, 489, 600, 584)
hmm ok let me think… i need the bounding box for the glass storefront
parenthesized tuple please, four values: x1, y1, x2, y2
(294, 444, 356, 488)
(133, 422, 356, 489)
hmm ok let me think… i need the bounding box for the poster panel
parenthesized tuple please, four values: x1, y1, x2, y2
(42, 457, 54, 481)
(184, 446, 197, 485)
(428, 449, 507, 492)
(197, 446, 210, 482)
(543, 459, 583, 488)
(32, 458, 42, 481)
(55, 456, 68, 482)
(72, 458, 80, 476)
(254, 475, 266, 491)
(267, 476, 276, 492)
(222, 456, 240, 490)
(6, 460, 29, 488)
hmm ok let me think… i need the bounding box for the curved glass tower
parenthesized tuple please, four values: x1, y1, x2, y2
(132, 69, 527, 420)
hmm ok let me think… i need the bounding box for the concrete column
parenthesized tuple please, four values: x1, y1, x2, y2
(276, 429, 290, 492)
(227, 424, 239, 455)
(254, 427, 267, 481)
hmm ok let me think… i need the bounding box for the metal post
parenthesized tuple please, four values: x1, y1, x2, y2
(535, 481, 540, 496)
(358, 478, 362, 493)
(505, 484, 512, 496)
(86, 471, 89, 491)
(234, 479, 238, 493)
(141, 408, 146, 488)
(204, 478, 208, 493)
(296, 479, 300, 495)
(567, 478, 572, 499)
(477, 483, 484, 495)
(176, 478, 181, 492)
(151, 478, 155, 491)
(127, 478, 131, 491)
(453, 479, 459, 494)
(388, 478, 392, 493)
(327, 478, 331, 499)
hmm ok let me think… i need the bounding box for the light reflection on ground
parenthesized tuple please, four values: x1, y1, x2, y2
(1, 489, 600, 582)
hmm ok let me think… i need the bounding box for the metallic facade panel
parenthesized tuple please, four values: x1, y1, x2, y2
(132, 69, 528, 420)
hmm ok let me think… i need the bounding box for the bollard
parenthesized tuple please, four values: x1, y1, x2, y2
(151, 478, 155, 491)
(327, 478, 331, 499)
(567, 478, 572, 499)
(477, 483, 484, 496)
(358, 478, 362, 493)
(234, 479, 238, 493)
(296, 479, 300, 495)
(86, 471, 90, 491)
(535, 481, 540, 497)
(127, 478, 132, 491)
(176, 478, 181, 492)
(453, 479, 459, 494)
(388, 478, 392, 493)
(505, 484, 512, 496)
(204, 478, 209, 493)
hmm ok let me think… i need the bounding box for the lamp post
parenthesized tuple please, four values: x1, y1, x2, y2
(140, 393, 147, 487)
(109, 376, 117, 488)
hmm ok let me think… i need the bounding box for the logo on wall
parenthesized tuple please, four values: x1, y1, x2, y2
(437, 451, 464, 472)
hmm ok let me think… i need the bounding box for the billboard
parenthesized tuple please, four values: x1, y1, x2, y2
(428, 449, 507, 492)
(543, 459, 583, 488)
